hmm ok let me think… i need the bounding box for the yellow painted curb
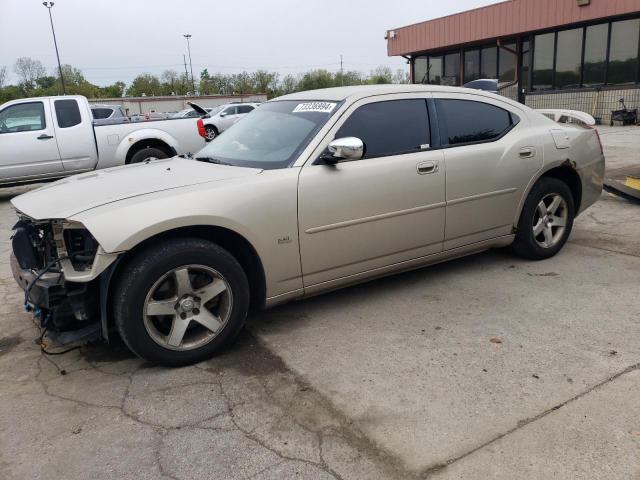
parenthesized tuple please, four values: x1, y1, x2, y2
(625, 176, 640, 191)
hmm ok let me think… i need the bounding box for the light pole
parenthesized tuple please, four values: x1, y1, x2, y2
(42, 2, 66, 95)
(183, 34, 196, 95)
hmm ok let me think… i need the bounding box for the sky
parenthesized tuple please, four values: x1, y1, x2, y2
(0, 0, 502, 87)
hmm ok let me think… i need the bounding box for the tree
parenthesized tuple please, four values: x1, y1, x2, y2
(276, 74, 299, 96)
(13, 57, 46, 91)
(251, 70, 279, 96)
(368, 66, 393, 84)
(126, 73, 162, 97)
(0, 66, 7, 89)
(392, 68, 410, 84)
(161, 69, 183, 95)
(100, 81, 126, 98)
(297, 69, 335, 91)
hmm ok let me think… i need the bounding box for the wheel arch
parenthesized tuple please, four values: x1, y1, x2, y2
(125, 138, 177, 164)
(104, 225, 267, 336)
(514, 162, 583, 228)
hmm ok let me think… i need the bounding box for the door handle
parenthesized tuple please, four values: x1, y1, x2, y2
(37, 134, 54, 140)
(417, 161, 438, 175)
(519, 147, 536, 158)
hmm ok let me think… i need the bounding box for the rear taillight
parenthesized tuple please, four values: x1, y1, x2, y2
(197, 118, 205, 138)
(594, 128, 604, 155)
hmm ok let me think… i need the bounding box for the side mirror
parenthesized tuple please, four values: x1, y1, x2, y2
(320, 137, 364, 164)
(219, 112, 227, 117)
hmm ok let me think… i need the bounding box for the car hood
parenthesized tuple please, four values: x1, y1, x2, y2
(11, 157, 261, 220)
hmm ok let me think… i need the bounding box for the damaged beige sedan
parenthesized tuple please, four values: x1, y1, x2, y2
(10, 85, 604, 366)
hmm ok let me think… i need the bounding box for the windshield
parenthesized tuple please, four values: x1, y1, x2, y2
(194, 100, 340, 169)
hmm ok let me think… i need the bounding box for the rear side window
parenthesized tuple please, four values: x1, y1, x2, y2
(91, 107, 113, 120)
(237, 105, 254, 114)
(436, 99, 515, 146)
(336, 99, 430, 159)
(55, 99, 82, 128)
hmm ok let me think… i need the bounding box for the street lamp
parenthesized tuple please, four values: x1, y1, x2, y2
(42, 2, 66, 95)
(183, 34, 196, 95)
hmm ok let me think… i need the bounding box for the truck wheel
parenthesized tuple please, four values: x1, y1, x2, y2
(512, 177, 575, 260)
(129, 147, 169, 164)
(113, 238, 250, 367)
(204, 125, 218, 141)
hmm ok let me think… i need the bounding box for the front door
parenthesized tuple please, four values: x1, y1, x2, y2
(298, 96, 446, 287)
(0, 100, 63, 183)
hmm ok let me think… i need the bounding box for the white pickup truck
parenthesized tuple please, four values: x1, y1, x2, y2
(0, 95, 207, 187)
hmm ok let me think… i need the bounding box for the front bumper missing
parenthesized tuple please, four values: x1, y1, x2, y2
(11, 253, 103, 345)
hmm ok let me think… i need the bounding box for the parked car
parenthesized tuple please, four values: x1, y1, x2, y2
(10, 85, 604, 366)
(90, 104, 129, 125)
(170, 107, 215, 119)
(194, 102, 260, 141)
(0, 95, 206, 186)
(463, 78, 499, 93)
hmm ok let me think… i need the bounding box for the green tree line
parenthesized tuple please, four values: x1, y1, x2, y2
(0, 57, 408, 104)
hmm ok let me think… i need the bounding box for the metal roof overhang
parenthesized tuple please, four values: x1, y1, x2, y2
(387, 0, 640, 56)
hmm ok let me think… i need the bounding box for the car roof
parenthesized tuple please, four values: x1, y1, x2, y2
(275, 84, 482, 102)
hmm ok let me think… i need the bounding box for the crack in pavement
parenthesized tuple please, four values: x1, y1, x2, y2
(420, 361, 640, 478)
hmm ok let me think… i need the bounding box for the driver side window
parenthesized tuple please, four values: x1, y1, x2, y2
(223, 106, 237, 116)
(335, 99, 430, 159)
(0, 102, 46, 134)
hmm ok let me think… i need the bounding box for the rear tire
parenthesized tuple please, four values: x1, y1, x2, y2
(204, 125, 218, 142)
(512, 177, 575, 260)
(129, 147, 169, 164)
(113, 238, 250, 367)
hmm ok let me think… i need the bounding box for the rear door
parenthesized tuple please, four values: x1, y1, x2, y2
(0, 100, 63, 183)
(435, 94, 542, 249)
(298, 95, 446, 287)
(218, 106, 238, 131)
(50, 98, 98, 172)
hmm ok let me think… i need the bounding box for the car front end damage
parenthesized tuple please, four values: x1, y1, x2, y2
(10, 213, 119, 345)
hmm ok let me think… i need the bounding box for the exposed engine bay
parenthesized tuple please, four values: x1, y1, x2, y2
(11, 215, 104, 345)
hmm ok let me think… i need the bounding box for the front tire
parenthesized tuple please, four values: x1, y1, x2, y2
(512, 177, 575, 260)
(113, 238, 250, 366)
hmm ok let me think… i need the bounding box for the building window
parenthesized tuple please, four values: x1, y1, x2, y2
(555, 28, 583, 89)
(608, 19, 640, 84)
(521, 39, 531, 91)
(583, 23, 608, 86)
(464, 49, 480, 83)
(499, 42, 517, 83)
(481, 46, 497, 79)
(533, 32, 555, 90)
(428, 56, 443, 84)
(443, 52, 460, 85)
(414, 56, 428, 84)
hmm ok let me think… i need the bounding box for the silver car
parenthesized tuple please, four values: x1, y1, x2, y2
(10, 85, 604, 366)
(201, 102, 260, 141)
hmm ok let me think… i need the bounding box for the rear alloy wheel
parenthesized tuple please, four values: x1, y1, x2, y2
(204, 125, 218, 141)
(113, 238, 249, 366)
(512, 177, 575, 260)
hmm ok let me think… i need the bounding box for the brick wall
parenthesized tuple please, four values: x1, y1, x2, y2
(522, 87, 640, 125)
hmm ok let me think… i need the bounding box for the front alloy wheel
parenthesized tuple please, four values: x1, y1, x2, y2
(143, 265, 232, 351)
(113, 238, 249, 366)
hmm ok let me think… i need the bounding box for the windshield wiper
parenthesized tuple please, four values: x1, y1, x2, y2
(195, 156, 233, 166)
